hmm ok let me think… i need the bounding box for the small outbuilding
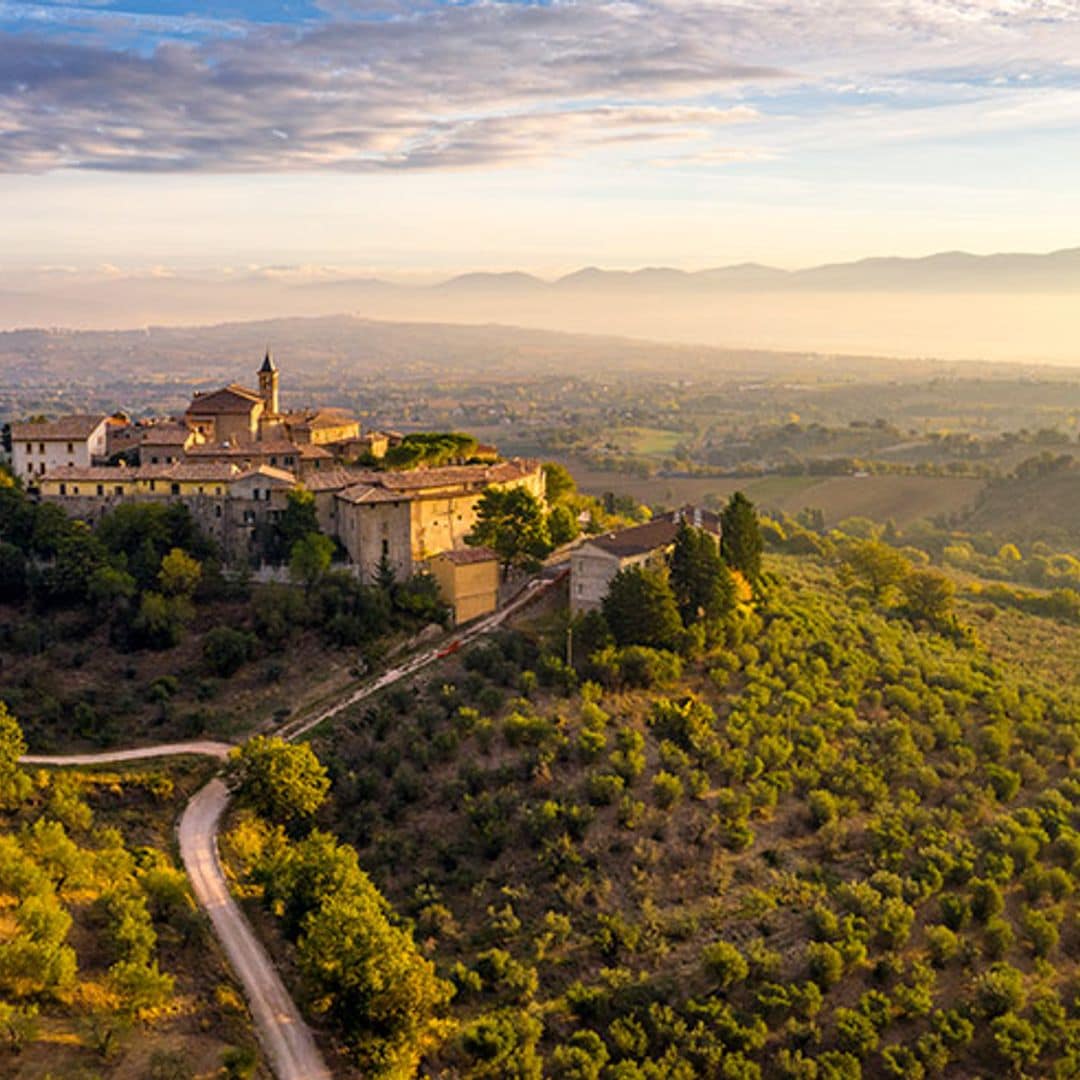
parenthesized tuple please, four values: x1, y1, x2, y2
(429, 547, 501, 625)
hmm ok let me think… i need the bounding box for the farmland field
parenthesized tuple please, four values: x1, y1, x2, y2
(557, 458, 986, 525)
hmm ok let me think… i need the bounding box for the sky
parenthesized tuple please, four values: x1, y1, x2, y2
(2, 0, 1080, 274)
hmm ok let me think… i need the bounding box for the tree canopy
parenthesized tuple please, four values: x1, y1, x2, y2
(226, 736, 330, 825)
(289, 532, 335, 589)
(602, 565, 682, 651)
(467, 487, 552, 570)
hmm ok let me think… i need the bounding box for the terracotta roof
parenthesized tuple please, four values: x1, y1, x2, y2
(304, 467, 364, 493)
(139, 425, 191, 446)
(40, 465, 131, 482)
(136, 462, 243, 482)
(186, 439, 300, 458)
(298, 444, 334, 459)
(373, 458, 538, 493)
(284, 407, 357, 428)
(43, 461, 297, 487)
(582, 507, 720, 559)
(434, 547, 499, 565)
(234, 465, 297, 485)
(11, 414, 108, 441)
(337, 483, 408, 505)
(186, 384, 263, 415)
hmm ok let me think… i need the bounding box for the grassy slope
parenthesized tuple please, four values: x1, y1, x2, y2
(962, 465, 1080, 550)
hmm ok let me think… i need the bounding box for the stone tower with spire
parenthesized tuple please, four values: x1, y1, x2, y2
(258, 349, 279, 416)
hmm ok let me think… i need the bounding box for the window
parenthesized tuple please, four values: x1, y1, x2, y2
(25, 443, 31, 453)
(381, 538, 389, 557)
(170, 483, 180, 495)
(72, 486, 79, 494)
(114, 486, 123, 496)
(96, 484, 104, 496)
(270, 456, 277, 466)
(59, 483, 66, 495)
(38, 462, 44, 474)
(66, 442, 73, 453)
(215, 505, 222, 518)
(151, 456, 159, 464)
(149, 480, 156, 491)
(26, 463, 32, 474)
(38, 443, 44, 454)
(215, 487, 222, 496)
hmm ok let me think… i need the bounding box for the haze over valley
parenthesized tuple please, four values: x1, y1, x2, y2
(5, 246, 1080, 365)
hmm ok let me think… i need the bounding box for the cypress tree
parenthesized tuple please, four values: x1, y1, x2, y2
(720, 492, 763, 582)
(669, 521, 736, 625)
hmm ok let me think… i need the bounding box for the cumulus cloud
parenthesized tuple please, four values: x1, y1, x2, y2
(0, 0, 1078, 172)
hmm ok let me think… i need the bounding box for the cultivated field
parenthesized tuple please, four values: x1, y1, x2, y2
(558, 460, 986, 526)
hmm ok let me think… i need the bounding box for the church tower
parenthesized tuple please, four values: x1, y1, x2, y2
(258, 349, 279, 415)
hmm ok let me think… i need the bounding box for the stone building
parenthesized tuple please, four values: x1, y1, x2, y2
(333, 460, 544, 581)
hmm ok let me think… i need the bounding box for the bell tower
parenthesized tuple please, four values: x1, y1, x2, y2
(258, 348, 279, 415)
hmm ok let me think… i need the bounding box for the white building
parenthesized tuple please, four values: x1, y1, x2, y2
(11, 415, 110, 480)
(570, 506, 721, 615)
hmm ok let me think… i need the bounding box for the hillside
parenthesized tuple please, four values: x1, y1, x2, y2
(962, 461, 1080, 550)
(224, 550, 1080, 1077)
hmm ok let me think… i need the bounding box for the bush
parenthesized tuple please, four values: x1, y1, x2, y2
(652, 771, 684, 809)
(203, 626, 257, 677)
(703, 941, 749, 991)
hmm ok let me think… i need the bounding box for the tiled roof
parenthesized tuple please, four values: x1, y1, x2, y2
(337, 483, 408, 505)
(11, 414, 108, 441)
(434, 546, 499, 565)
(139, 425, 191, 446)
(186, 384, 263, 415)
(186, 439, 300, 458)
(234, 465, 297, 485)
(43, 461, 297, 486)
(135, 462, 243, 482)
(373, 458, 539, 492)
(304, 467, 364, 493)
(39, 465, 131, 482)
(298, 444, 334, 459)
(284, 407, 356, 428)
(582, 507, 720, 559)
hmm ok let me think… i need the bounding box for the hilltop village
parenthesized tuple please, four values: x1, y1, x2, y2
(11, 354, 545, 589)
(7, 352, 735, 626)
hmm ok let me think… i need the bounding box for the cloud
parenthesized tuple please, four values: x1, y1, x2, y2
(0, 1, 1078, 172)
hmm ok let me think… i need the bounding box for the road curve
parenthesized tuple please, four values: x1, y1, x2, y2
(180, 779, 332, 1080)
(21, 739, 333, 1080)
(21, 739, 233, 767)
(19, 569, 564, 1080)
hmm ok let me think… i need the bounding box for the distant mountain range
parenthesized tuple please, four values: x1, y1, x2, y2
(2, 245, 1078, 361)
(298, 247, 1080, 296)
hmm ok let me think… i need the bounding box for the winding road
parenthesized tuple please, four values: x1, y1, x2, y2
(21, 570, 564, 1080)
